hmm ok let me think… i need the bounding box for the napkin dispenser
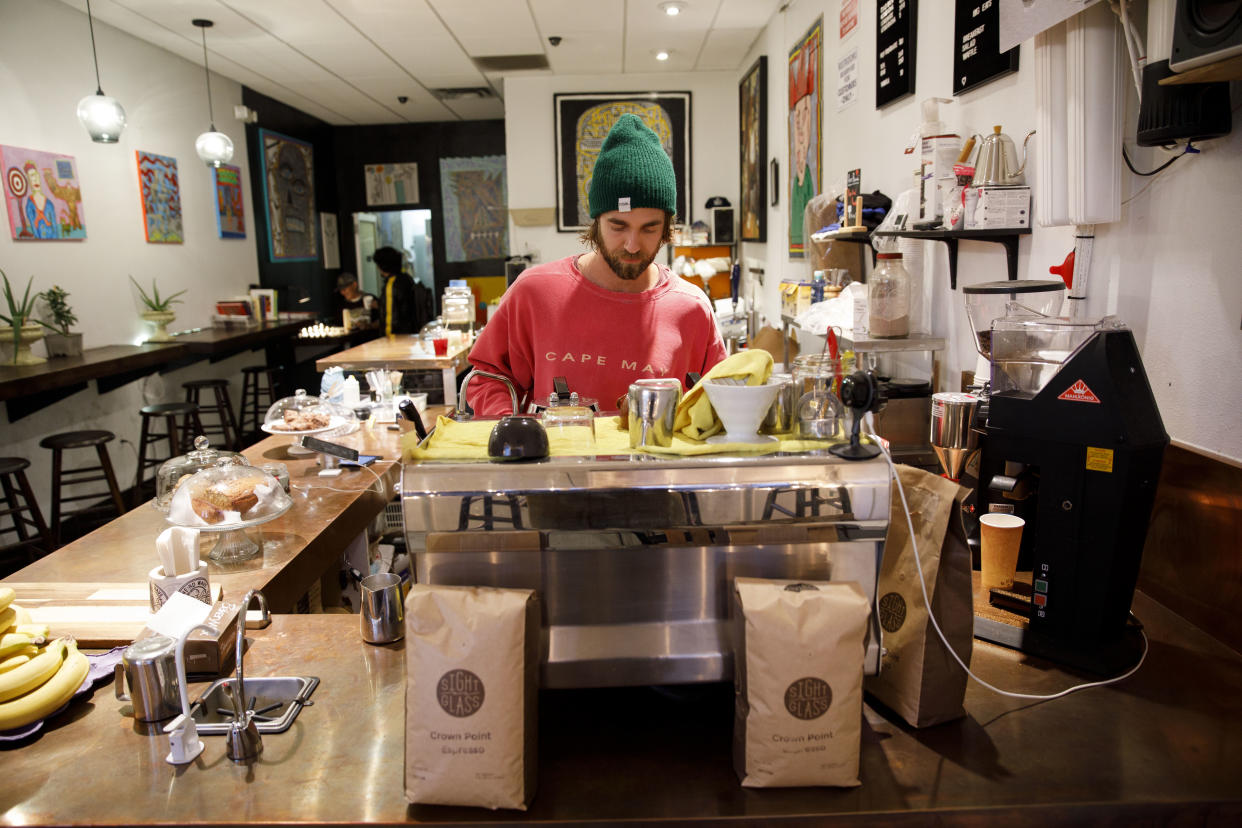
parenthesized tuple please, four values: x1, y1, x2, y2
(136, 599, 242, 677)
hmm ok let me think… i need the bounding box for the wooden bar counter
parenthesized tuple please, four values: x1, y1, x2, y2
(315, 335, 471, 407)
(1, 591, 1239, 825)
(1, 424, 406, 632)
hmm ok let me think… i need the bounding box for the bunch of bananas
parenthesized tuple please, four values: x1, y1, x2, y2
(0, 586, 89, 731)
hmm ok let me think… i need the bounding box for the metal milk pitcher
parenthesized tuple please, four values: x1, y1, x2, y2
(972, 125, 1035, 186)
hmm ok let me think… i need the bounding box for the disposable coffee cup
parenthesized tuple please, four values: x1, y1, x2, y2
(979, 513, 1025, 591)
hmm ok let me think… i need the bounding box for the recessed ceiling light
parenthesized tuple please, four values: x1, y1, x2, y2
(660, 2, 685, 16)
(655, 50, 670, 61)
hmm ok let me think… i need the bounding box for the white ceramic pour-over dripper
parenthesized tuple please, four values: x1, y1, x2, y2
(703, 380, 783, 444)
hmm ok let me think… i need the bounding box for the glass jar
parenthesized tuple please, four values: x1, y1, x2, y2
(791, 353, 855, 400)
(869, 252, 910, 338)
(442, 281, 473, 335)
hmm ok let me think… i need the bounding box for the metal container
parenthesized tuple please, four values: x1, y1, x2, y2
(403, 445, 890, 688)
(114, 635, 181, 722)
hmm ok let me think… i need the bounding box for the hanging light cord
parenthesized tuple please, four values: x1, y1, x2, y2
(85, 0, 104, 95)
(198, 25, 216, 129)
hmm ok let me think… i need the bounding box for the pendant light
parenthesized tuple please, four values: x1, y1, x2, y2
(192, 19, 234, 168)
(76, 0, 126, 143)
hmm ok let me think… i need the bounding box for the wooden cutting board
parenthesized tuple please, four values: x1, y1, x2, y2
(5, 582, 223, 648)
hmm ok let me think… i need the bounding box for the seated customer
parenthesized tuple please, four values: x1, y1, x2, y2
(334, 272, 378, 329)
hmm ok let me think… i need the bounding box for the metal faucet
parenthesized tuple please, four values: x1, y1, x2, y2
(455, 369, 519, 420)
(226, 589, 268, 762)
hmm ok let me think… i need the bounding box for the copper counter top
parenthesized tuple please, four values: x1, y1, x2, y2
(2, 590, 1239, 826)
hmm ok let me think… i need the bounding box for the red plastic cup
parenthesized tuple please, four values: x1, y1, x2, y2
(432, 337, 448, 356)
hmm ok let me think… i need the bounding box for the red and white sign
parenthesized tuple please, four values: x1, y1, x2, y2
(1057, 379, 1101, 404)
(840, 0, 858, 39)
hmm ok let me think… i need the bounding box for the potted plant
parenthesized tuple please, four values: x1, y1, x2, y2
(130, 275, 186, 343)
(37, 285, 82, 358)
(0, 269, 56, 365)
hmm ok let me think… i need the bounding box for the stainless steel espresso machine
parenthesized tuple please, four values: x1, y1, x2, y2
(403, 450, 891, 688)
(932, 282, 1168, 674)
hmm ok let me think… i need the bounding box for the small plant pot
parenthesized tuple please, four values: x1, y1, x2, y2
(1, 324, 47, 365)
(43, 332, 83, 358)
(141, 309, 177, 343)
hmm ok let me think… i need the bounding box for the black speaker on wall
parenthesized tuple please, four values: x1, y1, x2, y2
(1170, 0, 1242, 72)
(710, 207, 734, 244)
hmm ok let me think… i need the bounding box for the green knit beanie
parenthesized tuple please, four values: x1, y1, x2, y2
(588, 113, 677, 218)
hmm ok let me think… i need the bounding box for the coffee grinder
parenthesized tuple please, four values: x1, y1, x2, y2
(935, 282, 1167, 674)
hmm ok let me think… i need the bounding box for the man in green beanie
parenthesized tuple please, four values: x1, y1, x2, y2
(467, 113, 726, 416)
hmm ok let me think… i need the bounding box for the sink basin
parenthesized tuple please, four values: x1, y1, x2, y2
(189, 676, 319, 735)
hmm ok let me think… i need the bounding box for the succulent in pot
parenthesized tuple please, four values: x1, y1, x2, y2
(0, 269, 57, 365)
(37, 284, 82, 358)
(131, 275, 186, 343)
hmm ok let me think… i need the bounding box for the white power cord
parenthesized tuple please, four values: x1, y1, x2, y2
(292, 460, 388, 497)
(862, 412, 1148, 701)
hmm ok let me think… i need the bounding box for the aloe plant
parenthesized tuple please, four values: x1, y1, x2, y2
(1, 269, 57, 354)
(38, 285, 77, 335)
(130, 275, 186, 312)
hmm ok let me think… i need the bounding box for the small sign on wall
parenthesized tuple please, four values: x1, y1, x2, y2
(953, 0, 1020, 95)
(876, 0, 917, 108)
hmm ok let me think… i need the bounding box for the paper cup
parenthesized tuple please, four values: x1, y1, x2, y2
(148, 562, 211, 612)
(979, 513, 1025, 592)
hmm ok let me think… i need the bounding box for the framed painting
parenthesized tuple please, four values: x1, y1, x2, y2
(788, 17, 823, 259)
(739, 56, 767, 243)
(213, 164, 245, 239)
(439, 155, 508, 262)
(1, 144, 86, 240)
(259, 128, 317, 262)
(554, 92, 691, 232)
(135, 151, 182, 244)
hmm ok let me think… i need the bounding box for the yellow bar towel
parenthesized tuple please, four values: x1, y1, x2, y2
(673, 350, 774, 441)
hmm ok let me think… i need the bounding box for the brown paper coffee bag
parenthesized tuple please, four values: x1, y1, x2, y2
(864, 465, 973, 728)
(733, 578, 871, 788)
(404, 584, 539, 810)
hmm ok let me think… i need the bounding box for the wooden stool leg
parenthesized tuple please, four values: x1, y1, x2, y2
(96, 444, 126, 517)
(164, 414, 181, 459)
(0, 474, 28, 543)
(240, 373, 254, 434)
(134, 415, 152, 509)
(49, 449, 63, 548)
(217, 386, 239, 449)
(15, 469, 52, 557)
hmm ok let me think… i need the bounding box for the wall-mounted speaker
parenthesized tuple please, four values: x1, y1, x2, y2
(709, 207, 734, 245)
(1170, 0, 1242, 72)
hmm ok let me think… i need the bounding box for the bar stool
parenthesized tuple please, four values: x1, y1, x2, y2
(239, 365, 280, 438)
(39, 430, 125, 548)
(0, 457, 53, 573)
(134, 402, 202, 508)
(183, 378, 239, 451)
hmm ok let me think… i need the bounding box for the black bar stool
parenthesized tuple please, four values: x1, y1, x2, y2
(134, 402, 202, 508)
(39, 430, 125, 548)
(183, 378, 239, 450)
(0, 457, 53, 573)
(239, 365, 280, 438)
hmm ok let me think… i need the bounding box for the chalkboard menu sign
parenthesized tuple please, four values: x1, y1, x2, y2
(876, 0, 917, 108)
(952, 0, 1019, 96)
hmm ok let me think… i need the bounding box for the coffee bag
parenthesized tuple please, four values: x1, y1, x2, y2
(733, 578, 871, 788)
(404, 584, 539, 810)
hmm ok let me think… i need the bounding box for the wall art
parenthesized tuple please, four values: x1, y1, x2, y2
(788, 17, 823, 259)
(214, 163, 245, 239)
(1, 144, 86, 240)
(439, 155, 507, 262)
(739, 56, 768, 243)
(136, 151, 183, 244)
(259, 128, 317, 262)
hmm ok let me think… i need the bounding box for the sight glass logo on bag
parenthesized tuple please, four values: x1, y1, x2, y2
(784, 676, 832, 720)
(879, 591, 907, 633)
(437, 669, 485, 717)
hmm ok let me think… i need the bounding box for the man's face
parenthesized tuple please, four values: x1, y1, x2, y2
(597, 207, 666, 281)
(339, 282, 360, 301)
(793, 96, 811, 175)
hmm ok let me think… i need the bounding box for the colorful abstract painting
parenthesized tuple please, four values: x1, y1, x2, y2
(136, 151, 183, 244)
(1, 144, 86, 241)
(788, 17, 823, 259)
(214, 164, 245, 239)
(739, 56, 768, 243)
(553, 93, 690, 232)
(439, 156, 507, 262)
(259, 129, 317, 262)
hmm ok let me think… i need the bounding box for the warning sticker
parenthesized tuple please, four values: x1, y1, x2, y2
(1058, 379, 1101, 404)
(1085, 446, 1114, 473)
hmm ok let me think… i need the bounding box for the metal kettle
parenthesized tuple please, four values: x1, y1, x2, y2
(972, 125, 1035, 186)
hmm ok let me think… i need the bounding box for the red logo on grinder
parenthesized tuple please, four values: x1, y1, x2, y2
(1057, 379, 1101, 404)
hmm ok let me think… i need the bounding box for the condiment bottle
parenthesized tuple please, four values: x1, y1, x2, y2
(869, 253, 910, 338)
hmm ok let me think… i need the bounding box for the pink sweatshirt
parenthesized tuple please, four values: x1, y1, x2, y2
(466, 255, 728, 415)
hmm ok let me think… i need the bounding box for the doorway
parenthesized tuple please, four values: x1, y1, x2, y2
(353, 209, 434, 296)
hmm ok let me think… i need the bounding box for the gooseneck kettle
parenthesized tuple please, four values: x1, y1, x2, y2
(972, 125, 1035, 187)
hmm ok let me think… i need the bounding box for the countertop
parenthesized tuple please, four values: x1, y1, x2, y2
(2, 591, 1239, 826)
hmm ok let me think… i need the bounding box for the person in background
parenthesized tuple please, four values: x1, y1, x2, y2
(373, 246, 417, 335)
(466, 113, 727, 416)
(333, 272, 378, 329)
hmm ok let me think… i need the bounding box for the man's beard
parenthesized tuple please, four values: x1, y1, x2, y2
(600, 244, 658, 281)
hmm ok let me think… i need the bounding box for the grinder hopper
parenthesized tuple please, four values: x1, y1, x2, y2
(962, 279, 1066, 361)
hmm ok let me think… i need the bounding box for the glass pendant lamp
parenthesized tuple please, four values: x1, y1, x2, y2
(77, 0, 126, 143)
(193, 19, 234, 168)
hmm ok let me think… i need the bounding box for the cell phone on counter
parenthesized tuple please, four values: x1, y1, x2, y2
(342, 455, 379, 467)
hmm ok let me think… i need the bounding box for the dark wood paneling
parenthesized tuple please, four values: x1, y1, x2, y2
(1139, 443, 1242, 654)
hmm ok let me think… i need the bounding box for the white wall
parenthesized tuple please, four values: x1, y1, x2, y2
(504, 72, 739, 265)
(734, 3, 1242, 460)
(0, 0, 258, 519)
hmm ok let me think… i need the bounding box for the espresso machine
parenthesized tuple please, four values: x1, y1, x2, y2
(932, 282, 1168, 674)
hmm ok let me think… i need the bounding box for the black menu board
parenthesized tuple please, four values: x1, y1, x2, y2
(876, 0, 917, 108)
(952, 0, 1019, 95)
